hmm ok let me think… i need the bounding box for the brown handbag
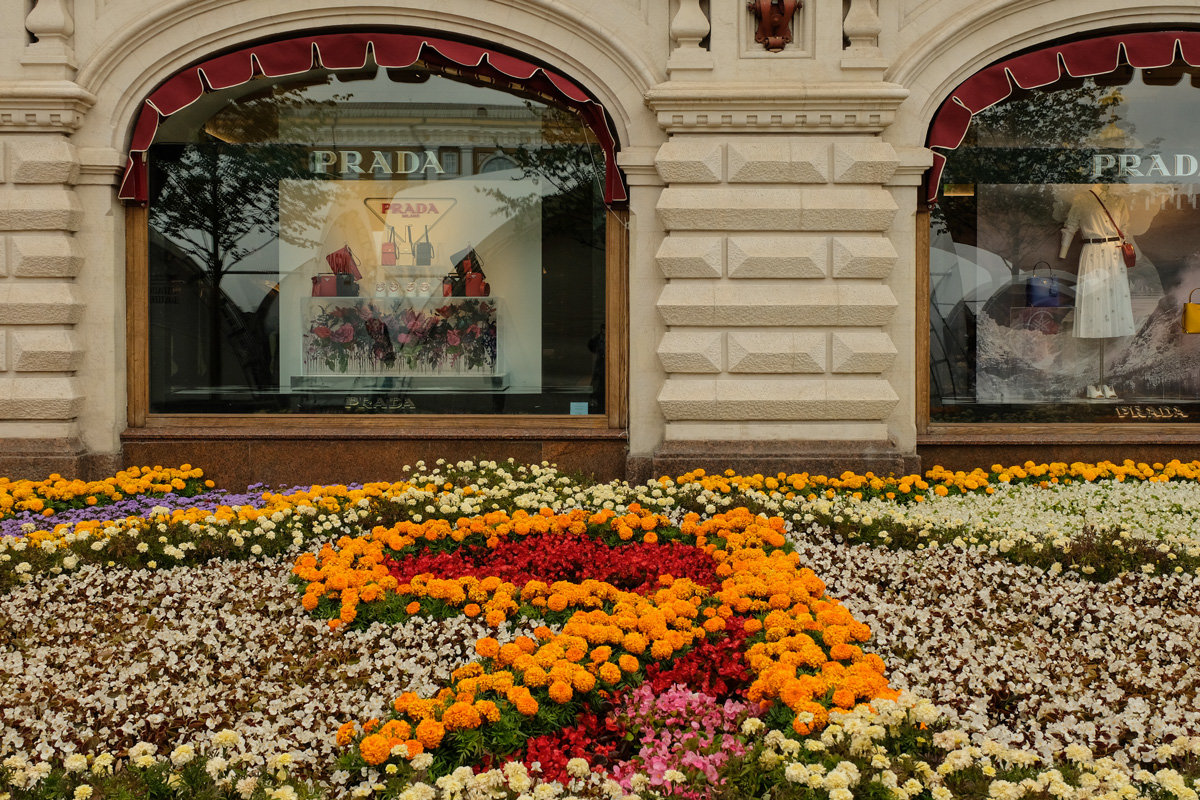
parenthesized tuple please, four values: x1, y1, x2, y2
(1089, 190, 1136, 269)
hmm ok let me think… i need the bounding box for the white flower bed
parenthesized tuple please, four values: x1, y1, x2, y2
(0, 549, 546, 787)
(789, 531, 1200, 767)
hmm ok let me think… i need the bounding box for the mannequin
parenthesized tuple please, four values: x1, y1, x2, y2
(1058, 184, 1135, 399)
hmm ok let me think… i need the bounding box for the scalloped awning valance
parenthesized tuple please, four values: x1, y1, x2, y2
(119, 31, 627, 203)
(925, 30, 1200, 202)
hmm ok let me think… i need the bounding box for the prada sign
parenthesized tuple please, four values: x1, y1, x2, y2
(309, 149, 447, 176)
(1090, 153, 1200, 179)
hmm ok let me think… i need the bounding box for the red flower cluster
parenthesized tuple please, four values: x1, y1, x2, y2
(385, 532, 720, 594)
(514, 708, 628, 783)
(643, 616, 754, 700)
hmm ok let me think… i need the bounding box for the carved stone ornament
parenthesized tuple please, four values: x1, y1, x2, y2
(748, 0, 800, 52)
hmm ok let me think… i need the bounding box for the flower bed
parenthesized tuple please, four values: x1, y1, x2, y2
(1, 460, 1199, 800)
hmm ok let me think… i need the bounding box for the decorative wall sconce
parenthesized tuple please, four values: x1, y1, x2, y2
(748, 0, 800, 52)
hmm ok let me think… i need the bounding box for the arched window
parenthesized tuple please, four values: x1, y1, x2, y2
(926, 31, 1200, 426)
(123, 32, 626, 421)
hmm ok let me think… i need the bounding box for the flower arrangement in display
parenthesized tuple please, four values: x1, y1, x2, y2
(2, 458, 1200, 800)
(305, 299, 496, 376)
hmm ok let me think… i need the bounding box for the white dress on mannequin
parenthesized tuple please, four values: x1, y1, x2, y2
(1059, 191, 1135, 339)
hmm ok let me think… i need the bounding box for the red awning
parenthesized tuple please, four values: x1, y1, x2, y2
(119, 32, 627, 203)
(925, 30, 1200, 202)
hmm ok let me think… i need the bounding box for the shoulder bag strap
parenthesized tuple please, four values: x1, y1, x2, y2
(1089, 189, 1126, 240)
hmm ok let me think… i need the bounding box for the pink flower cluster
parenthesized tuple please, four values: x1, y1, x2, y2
(610, 683, 758, 798)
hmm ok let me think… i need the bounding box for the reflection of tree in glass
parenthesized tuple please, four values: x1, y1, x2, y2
(944, 79, 1128, 272)
(479, 104, 604, 250)
(149, 85, 343, 386)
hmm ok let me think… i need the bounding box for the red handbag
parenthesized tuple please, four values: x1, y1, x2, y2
(381, 228, 397, 267)
(311, 275, 338, 297)
(464, 271, 489, 297)
(326, 245, 363, 280)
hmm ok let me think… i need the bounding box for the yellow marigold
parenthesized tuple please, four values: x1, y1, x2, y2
(359, 733, 391, 766)
(548, 681, 573, 703)
(618, 654, 639, 673)
(415, 719, 445, 749)
(522, 665, 549, 687)
(336, 721, 357, 747)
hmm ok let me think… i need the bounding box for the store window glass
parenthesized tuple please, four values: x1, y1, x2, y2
(931, 58, 1200, 423)
(146, 60, 608, 415)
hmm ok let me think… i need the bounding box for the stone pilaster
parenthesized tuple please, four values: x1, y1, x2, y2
(0, 79, 96, 478)
(645, 81, 918, 476)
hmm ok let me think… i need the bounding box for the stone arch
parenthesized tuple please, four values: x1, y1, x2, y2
(74, 0, 661, 158)
(885, 2, 1200, 150)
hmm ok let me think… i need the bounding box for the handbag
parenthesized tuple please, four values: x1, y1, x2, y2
(381, 228, 398, 267)
(1184, 289, 1200, 334)
(311, 274, 338, 297)
(1089, 190, 1137, 269)
(1026, 261, 1061, 308)
(326, 245, 363, 281)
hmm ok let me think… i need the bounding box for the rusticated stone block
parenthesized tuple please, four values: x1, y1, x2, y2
(831, 331, 897, 373)
(658, 378, 718, 420)
(713, 284, 840, 327)
(0, 330, 6, 371)
(11, 329, 82, 371)
(727, 140, 828, 183)
(832, 236, 898, 278)
(825, 379, 899, 418)
(10, 234, 83, 277)
(0, 235, 6, 276)
(796, 187, 897, 232)
(10, 139, 79, 185)
(727, 236, 826, 279)
(832, 141, 899, 184)
(658, 187, 804, 231)
(836, 285, 897, 326)
(656, 235, 723, 278)
(726, 332, 793, 373)
(0, 376, 83, 419)
(657, 282, 717, 326)
(655, 140, 723, 184)
(0, 188, 81, 231)
(0, 283, 83, 324)
(659, 377, 896, 422)
(727, 332, 826, 373)
(657, 331, 722, 373)
(658, 186, 896, 232)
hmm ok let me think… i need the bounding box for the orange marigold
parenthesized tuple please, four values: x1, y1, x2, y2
(359, 733, 391, 766)
(475, 636, 501, 659)
(548, 681, 573, 703)
(415, 719, 445, 749)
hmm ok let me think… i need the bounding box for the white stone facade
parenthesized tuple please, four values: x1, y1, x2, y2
(0, 0, 1195, 478)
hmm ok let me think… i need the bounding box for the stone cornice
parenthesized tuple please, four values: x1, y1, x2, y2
(0, 82, 96, 132)
(645, 81, 909, 134)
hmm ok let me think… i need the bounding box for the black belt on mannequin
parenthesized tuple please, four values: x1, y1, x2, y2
(1082, 236, 1121, 244)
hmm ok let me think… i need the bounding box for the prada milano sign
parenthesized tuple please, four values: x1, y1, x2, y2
(1090, 152, 1200, 179)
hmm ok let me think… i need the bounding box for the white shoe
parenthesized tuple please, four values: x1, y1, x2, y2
(1087, 385, 1102, 399)
(1102, 385, 1118, 399)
